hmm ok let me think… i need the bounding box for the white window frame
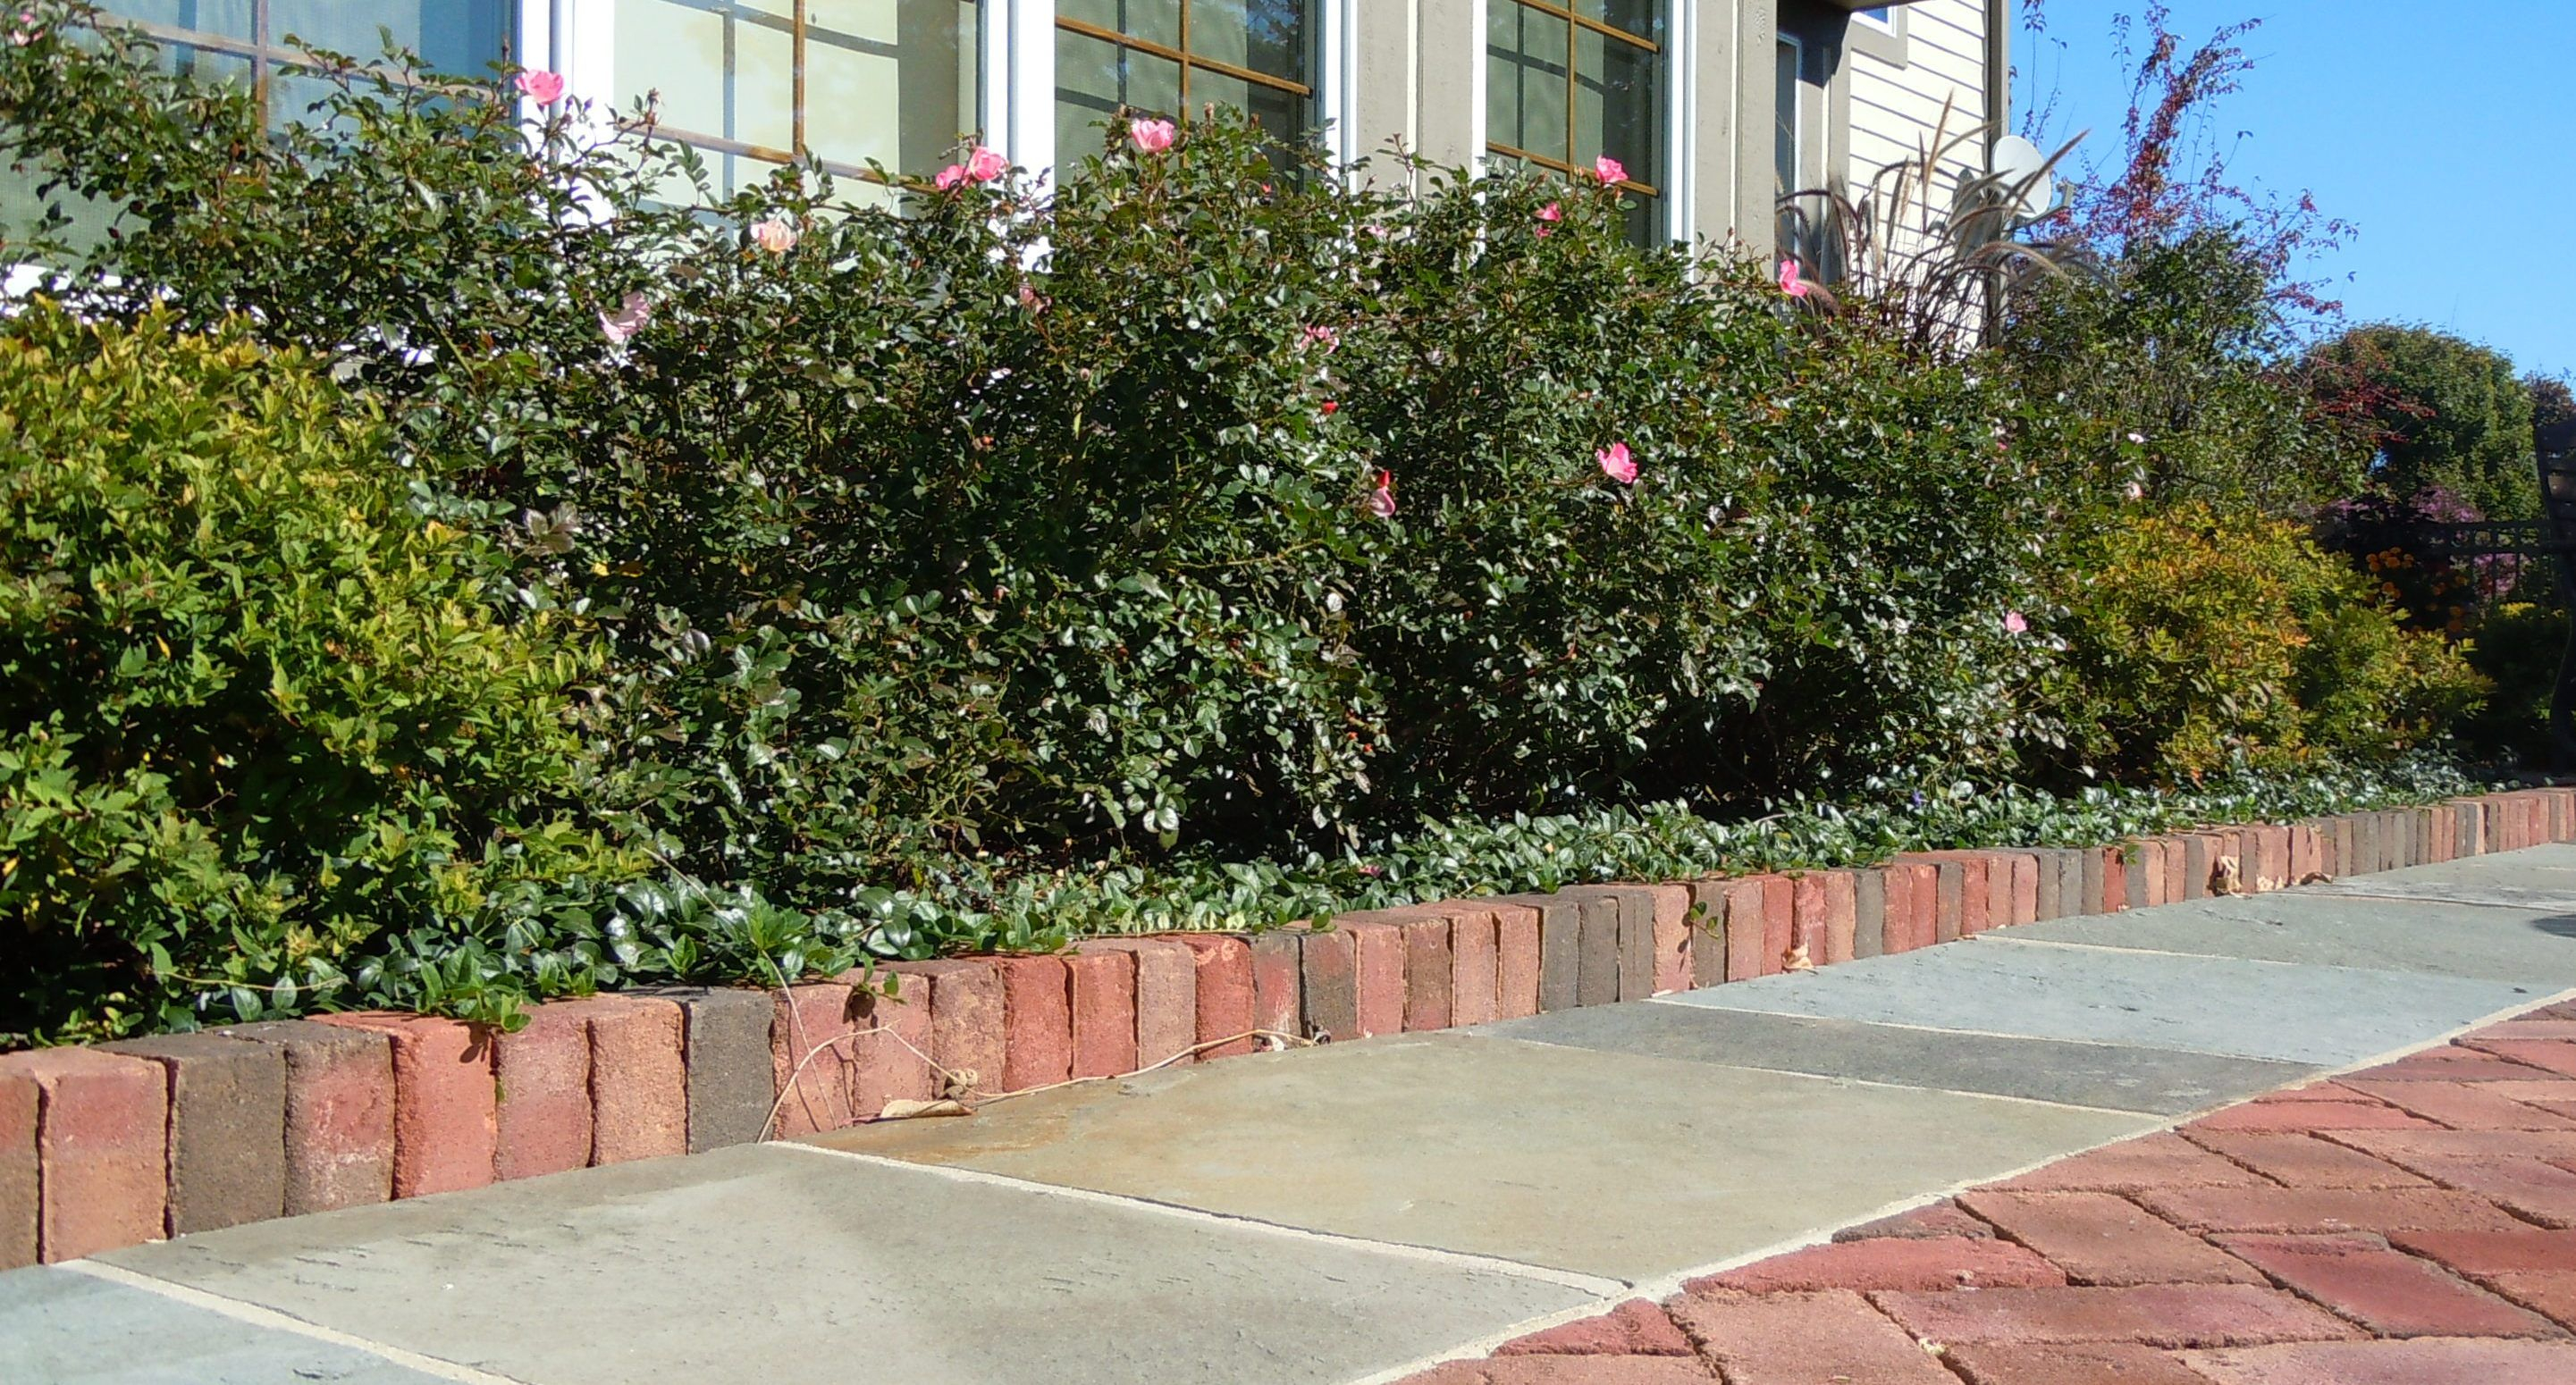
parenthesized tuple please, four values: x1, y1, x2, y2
(1854, 7, 1898, 33)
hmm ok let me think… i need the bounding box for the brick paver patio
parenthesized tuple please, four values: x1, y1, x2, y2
(1404, 1000, 2576, 1384)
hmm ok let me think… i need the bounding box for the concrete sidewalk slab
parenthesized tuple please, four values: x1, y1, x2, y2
(2005, 893, 2576, 983)
(1477, 1003, 2310, 1115)
(2310, 844, 2576, 910)
(0, 1267, 453, 1385)
(818, 1032, 2152, 1282)
(88, 1143, 1589, 1385)
(1660, 938, 2540, 1065)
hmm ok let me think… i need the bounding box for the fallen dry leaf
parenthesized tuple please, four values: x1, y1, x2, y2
(875, 1098, 972, 1121)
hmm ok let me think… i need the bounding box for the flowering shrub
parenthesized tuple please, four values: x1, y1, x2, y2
(0, 7, 2497, 1041)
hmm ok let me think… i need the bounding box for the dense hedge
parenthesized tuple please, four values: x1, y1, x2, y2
(0, 7, 2502, 1043)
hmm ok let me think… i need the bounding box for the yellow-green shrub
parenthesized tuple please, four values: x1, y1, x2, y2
(2043, 505, 2485, 779)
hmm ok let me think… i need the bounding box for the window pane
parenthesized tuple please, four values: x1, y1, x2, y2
(273, 1, 512, 74)
(103, 1, 254, 42)
(1774, 39, 1799, 197)
(1188, 0, 1309, 86)
(1059, 0, 1181, 50)
(1487, 2, 1569, 163)
(1191, 68, 1305, 142)
(1576, 0, 1662, 45)
(1574, 23, 1659, 180)
(1056, 26, 1180, 163)
(804, 1, 981, 174)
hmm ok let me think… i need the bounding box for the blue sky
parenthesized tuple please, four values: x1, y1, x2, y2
(2013, 1, 2576, 379)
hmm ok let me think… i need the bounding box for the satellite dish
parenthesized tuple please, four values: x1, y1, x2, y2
(1988, 135, 2058, 223)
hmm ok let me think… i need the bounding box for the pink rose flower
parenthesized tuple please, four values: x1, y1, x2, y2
(934, 164, 966, 190)
(598, 291, 650, 346)
(1596, 441, 1638, 485)
(964, 145, 1007, 182)
(1300, 324, 1340, 353)
(2004, 610, 2029, 634)
(1779, 258, 1810, 299)
(1537, 202, 1561, 238)
(1367, 471, 1398, 518)
(1131, 118, 1178, 154)
(514, 70, 567, 106)
(1594, 155, 1628, 185)
(750, 217, 797, 255)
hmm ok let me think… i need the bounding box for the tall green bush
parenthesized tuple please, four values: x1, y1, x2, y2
(0, 307, 644, 1044)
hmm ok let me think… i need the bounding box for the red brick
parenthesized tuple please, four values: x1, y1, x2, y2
(1093, 941, 1194, 1070)
(822, 976, 936, 1121)
(2486, 1021, 2576, 1041)
(2008, 853, 2041, 926)
(1755, 875, 1797, 970)
(1349, 920, 1408, 1038)
(1944, 1342, 2208, 1385)
(1495, 904, 1544, 1018)
(1065, 947, 1139, 1079)
(1399, 1357, 1713, 1384)
(2403, 1155, 2576, 1229)
(1998, 1133, 2269, 1194)
(0, 1068, 32, 1269)
(2339, 1078, 2576, 1131)
(2390, 1228, 2576, 1276)
(2179, 1336, 2576, 1384)
(1249, 932, 1306, 1042)
(1959, 1190, 2263, 1287)
(1881, 864, 1935, 954)
(1836, 1202, 1996, 1242)
(311, 1013, 493, 1198)
(1956, 857, 1996, 936)
(886, 958, 1011, 1097)
(1494, 1299, 1693, 1356)
(1645, 886, 1694, 993)
(2353, 1049, 2556, 1083)
(2180, 1131, 2429, 1189)
(1691, 1236, 2066, 1293)
(1175, 937, 1253, 1060)
(1447, 908, 1502, 1025)
(576, 995, 687, 1160)
(1723, 879, 1770, 980)
(2471, 1041, 2576, 1080)
(2187, 1102, 2433, 1135)
(2325, 1128, 2576, 1165)
(2136, 840, 2171, 907)
(766, 980, 859, 1135)
(1792, 874, 1831, 964)
(2489, 1272, 2576, 1330)
(2216, 1232, 2562, 1338)
(1670, 1289, 1957, 1384)
(1403, 917, 1455, 1031)
(222, 1020, 393, 1213)
(0, 1048, 167, 1261)
(2257, 826, 2293, 892)
(2290, 827, 2320, 885)
(2133, 1186, 2528, 1235)
(2096, 848, 2126, 916)
(1872, 1284, 2360, 1349)
(492, 1003, 592, 1180)
(2258, 1083, 2379, 1104)
(994, 956, 1074, 1090)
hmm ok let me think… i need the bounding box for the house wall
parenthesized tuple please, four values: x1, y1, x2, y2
(1843, 0, 1999, 260)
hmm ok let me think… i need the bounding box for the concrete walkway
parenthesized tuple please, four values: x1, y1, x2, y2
(13, 848, 2576, 1385)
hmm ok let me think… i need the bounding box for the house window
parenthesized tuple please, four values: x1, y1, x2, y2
(1854, 6, 1895, 30)
(90, 1, 513, 122)
(1486, 0, 1668, 246)
(1053, 2, 1318, 167)
(1774, 32, 1827, 264)
(611, 2, 982, 202)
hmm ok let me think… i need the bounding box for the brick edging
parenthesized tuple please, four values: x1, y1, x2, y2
(4, 788, 2569, 1266)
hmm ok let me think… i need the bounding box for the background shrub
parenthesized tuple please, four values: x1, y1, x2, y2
(2039, 504, 2484, 779)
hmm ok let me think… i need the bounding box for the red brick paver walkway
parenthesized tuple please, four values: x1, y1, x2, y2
(1402, 1002, 2576, 1384)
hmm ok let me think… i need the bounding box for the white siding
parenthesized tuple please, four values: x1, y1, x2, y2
(1846, 0, 1991, 263)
